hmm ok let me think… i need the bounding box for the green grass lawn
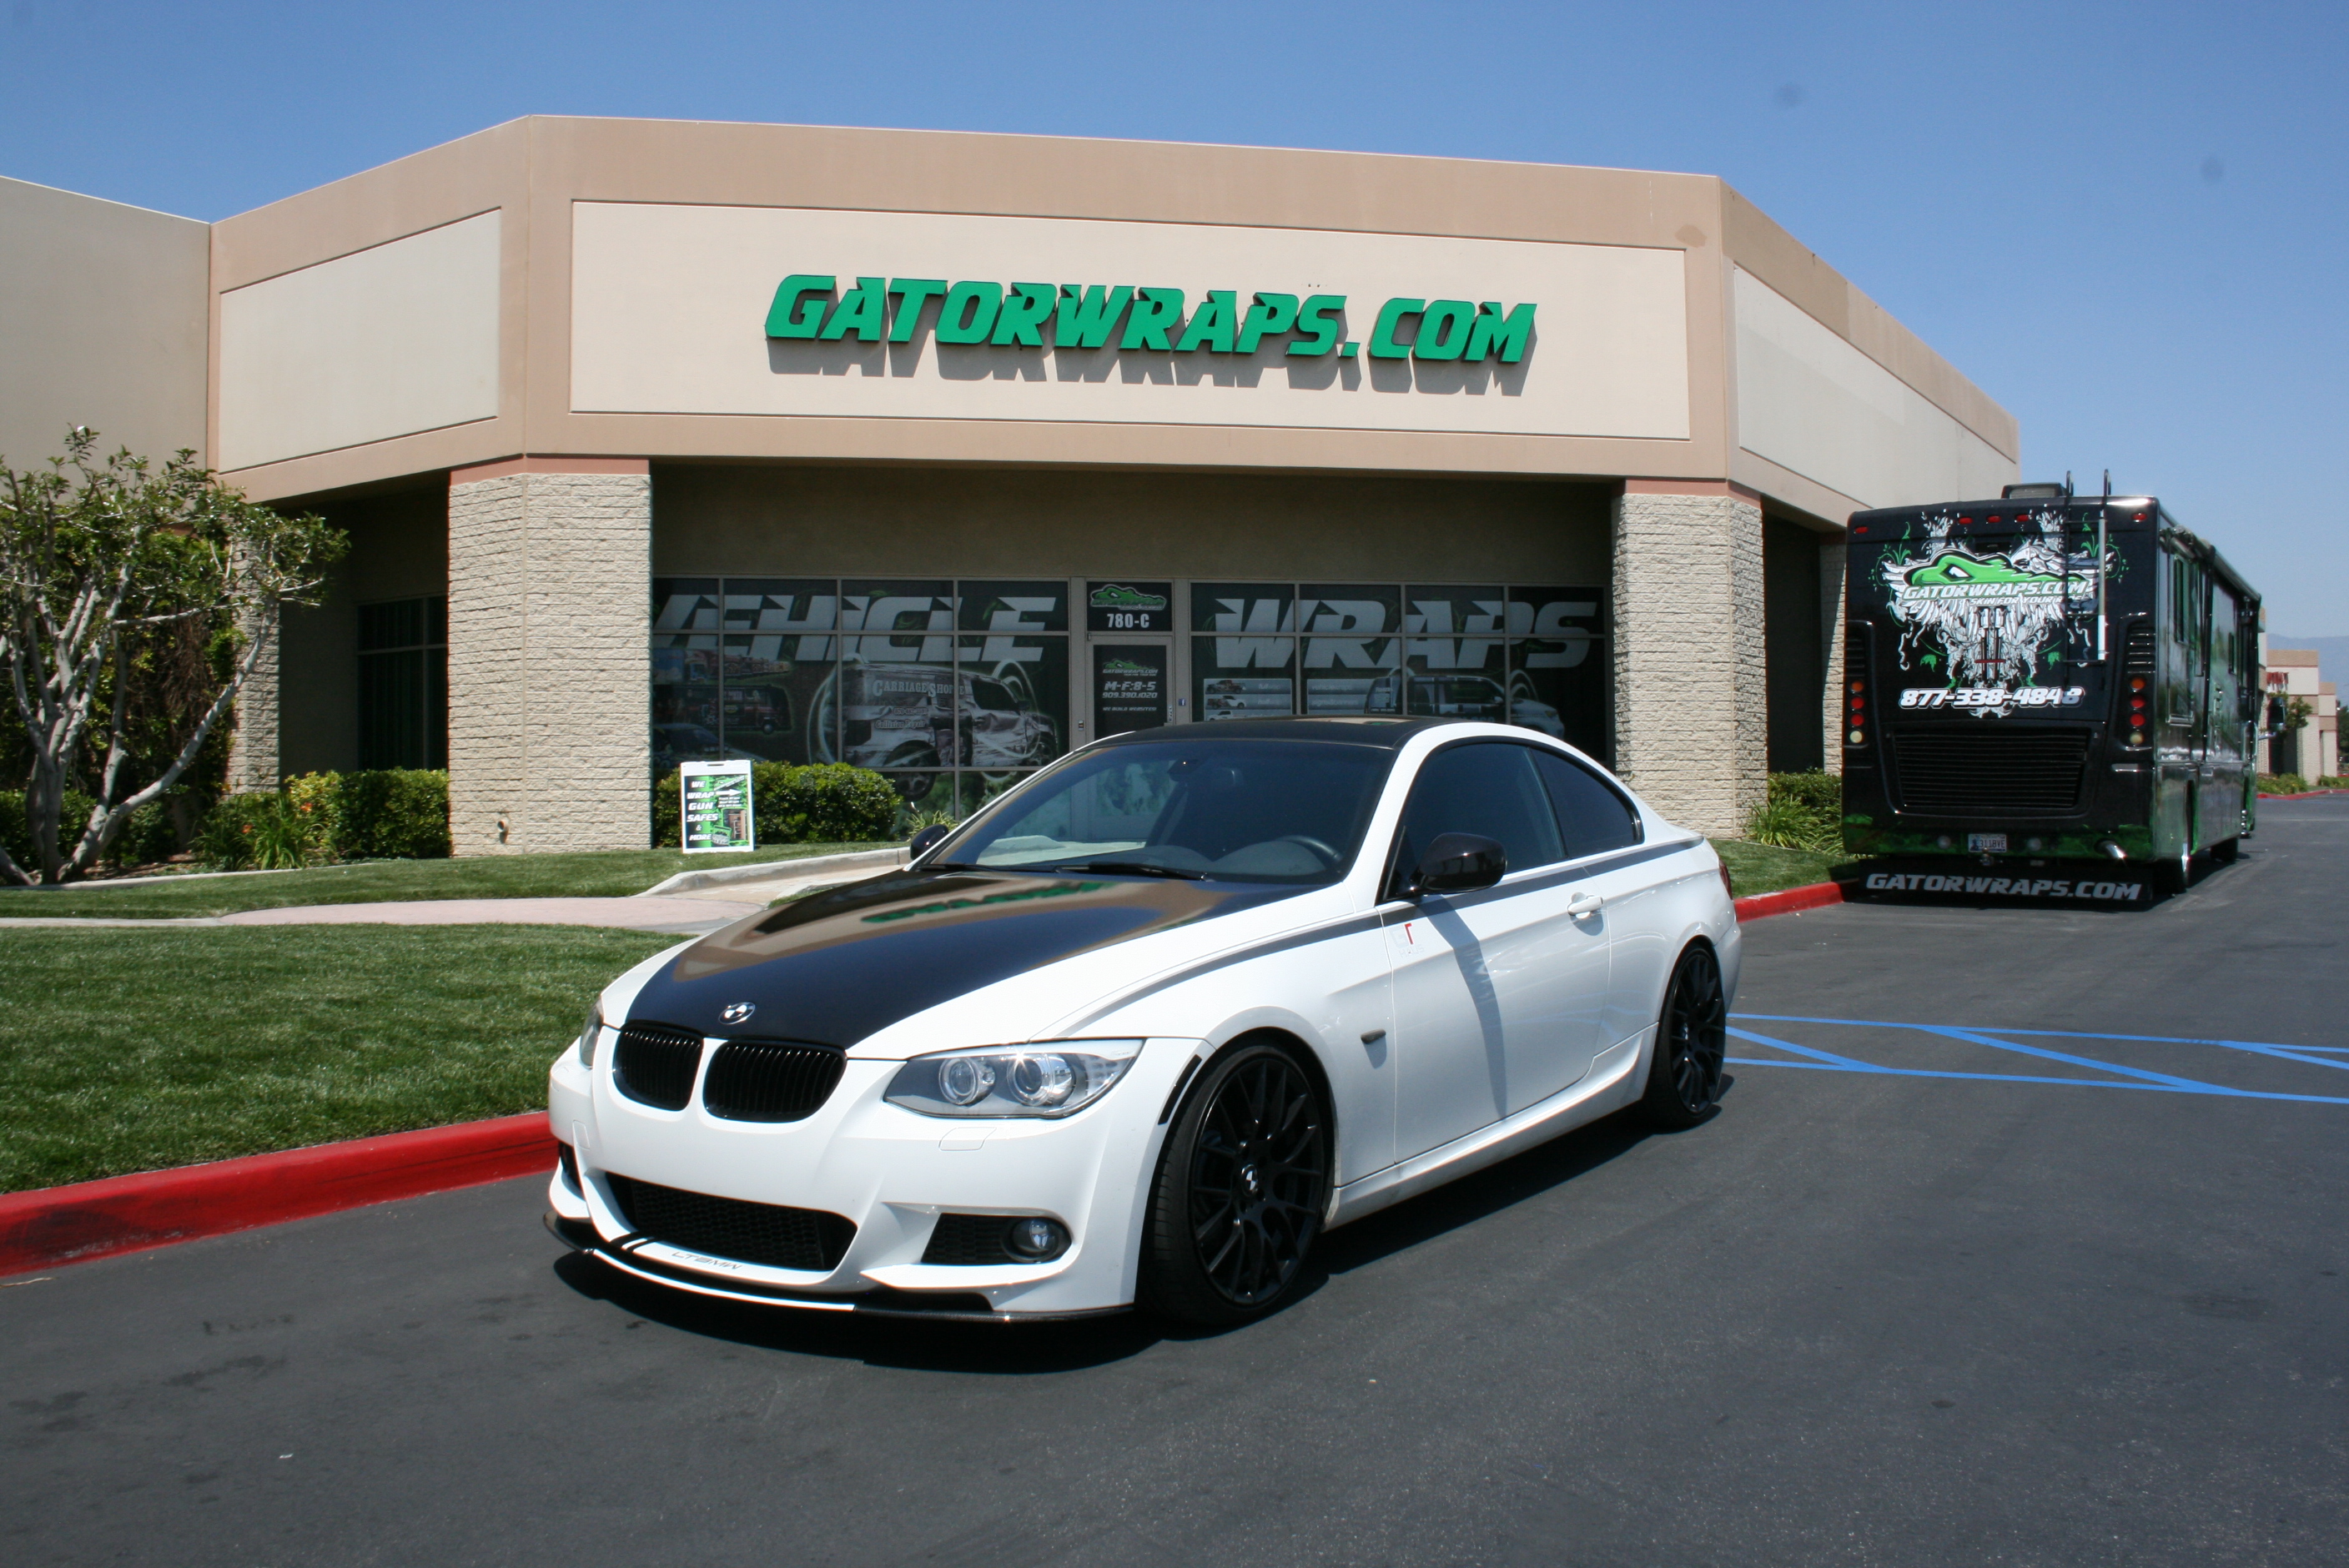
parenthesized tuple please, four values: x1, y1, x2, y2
(0, 841, 895, 920)
(0, 925, 677, 1192)
(1708, 837, 1842, 898)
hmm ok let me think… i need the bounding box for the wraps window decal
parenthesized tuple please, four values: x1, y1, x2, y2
(653, 578, 1070, 808)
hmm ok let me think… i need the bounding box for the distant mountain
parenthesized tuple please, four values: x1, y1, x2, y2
(2273, 636, 2349, 690)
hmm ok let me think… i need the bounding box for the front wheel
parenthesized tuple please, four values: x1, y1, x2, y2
(1139, 1043, 1330, 1325)
(1641, 944, 1728, 1130)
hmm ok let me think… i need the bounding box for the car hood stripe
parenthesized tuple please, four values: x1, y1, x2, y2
(625, 868, 1308, 1046)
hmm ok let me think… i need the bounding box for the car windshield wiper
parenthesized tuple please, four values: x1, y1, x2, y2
(1054, 859, 1208, 880)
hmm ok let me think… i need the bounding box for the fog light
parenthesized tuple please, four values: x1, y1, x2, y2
(1936, 835, 1954, 849)
(2025, 837, 2044, 852)
(1004, 1217, 1069, 1261)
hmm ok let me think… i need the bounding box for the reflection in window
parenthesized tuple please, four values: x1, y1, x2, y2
(652, 579, 1070, 816)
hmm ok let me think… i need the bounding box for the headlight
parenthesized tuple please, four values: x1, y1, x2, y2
(577, 1000, 605, 1067)
(884, 1040, 1144, 1118)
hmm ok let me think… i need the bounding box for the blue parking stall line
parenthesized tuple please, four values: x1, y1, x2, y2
(1916, 1026, 2228, 1093)
(1727, 1017, 2349, 1106)
(1735, 1015, 2349, 1077)
(1724, 1027, 1894, 1072)
(1721, 1055, 2349, 1105)
(1977, 1028, 2349, 1074)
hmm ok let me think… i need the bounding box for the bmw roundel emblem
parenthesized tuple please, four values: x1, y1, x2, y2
(721, 1002, 757, 1026)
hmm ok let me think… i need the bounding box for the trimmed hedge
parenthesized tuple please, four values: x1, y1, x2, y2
(651, 761, 900, 848)
(200, 770, 450, 870)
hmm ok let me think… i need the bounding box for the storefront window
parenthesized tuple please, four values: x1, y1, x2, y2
(1299, 584, 1401, 715)
(653, 579, 1072, 817)
(654, 577, 1607, 810)
(1193, 581, 1296, 721)
(357, 596, 447, 770)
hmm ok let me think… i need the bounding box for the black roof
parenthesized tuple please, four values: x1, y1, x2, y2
(1091, 716, 1466, 751)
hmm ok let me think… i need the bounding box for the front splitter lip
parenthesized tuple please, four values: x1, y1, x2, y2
(543, 1212, 1129, 1325)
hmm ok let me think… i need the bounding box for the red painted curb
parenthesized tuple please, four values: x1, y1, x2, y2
(1733, 881, 1846, 921)
(0, 1112, 556, 1277)
(2260, 789, 2345, 801)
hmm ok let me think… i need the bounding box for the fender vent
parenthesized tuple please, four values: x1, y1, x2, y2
(613, 1021, 702, 1111)
(606, 1174, 856, 1272)
(702, 1038, 847, 1123)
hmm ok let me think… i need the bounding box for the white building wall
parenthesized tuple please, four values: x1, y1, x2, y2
(218, 211, 500, 472)
(1733, 268, 2015, 510)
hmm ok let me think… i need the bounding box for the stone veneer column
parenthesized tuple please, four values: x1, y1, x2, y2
(1610, 481, 1768, 836)
(446, 459, 650, 854)
(1818, 537, 1849, 775)
(224, 602, 280, 792)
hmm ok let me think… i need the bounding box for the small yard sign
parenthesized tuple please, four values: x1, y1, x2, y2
(680, 760, 756, 852)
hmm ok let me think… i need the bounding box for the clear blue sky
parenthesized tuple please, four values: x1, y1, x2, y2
(6, 0, 2341, 636)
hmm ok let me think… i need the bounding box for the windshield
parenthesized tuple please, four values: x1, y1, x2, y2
(935, 740, 1395, 883)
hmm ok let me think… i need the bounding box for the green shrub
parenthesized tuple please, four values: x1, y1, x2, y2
(111, 796, 193, 867)
(330, 770, 450, 860)
(0, 787, 99, 874)
(197, 792, 314, 870)
(2257, 773, 2310, 796)
(651, 761, 901, 848)
(1744, 769, 1843, 855)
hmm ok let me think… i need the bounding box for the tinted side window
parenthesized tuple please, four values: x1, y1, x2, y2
(1390, 743, 1564, 892)
(1531, 749, 1641, 857)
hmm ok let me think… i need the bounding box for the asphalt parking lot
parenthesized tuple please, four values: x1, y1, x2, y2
(6, 799, 2344, 1567)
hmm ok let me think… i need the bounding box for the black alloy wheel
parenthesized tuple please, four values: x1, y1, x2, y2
(1140, 1043, 1330, 1324)
(1641, 943, 1728, 1129)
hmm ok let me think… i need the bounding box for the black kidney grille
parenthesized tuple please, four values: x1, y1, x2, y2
(702, 1039, 847, 1123)
(922, 1213, 1018, 1266)
(1889, 727, 2092, 817)
(613, 1022, 702, 1110)
(605, 1174, 857, 1272)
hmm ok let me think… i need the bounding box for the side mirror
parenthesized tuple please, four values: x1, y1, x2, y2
(1412, 832, 1506, 895)
(908, 824, 953, 859)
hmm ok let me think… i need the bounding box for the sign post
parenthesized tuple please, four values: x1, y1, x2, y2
(679, 760, 756, 852)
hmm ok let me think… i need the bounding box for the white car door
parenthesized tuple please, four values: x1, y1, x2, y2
(1382, 741, 1612, 1158)
(1525, 748, 1666, 1054)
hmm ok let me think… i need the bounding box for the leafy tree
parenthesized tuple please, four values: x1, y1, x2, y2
(1, 431, 345, 884)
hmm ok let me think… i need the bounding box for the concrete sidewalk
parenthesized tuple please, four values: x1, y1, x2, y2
(0, 897, 765, 935)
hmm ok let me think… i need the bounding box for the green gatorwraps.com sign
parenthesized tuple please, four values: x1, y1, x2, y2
(767, 277, 1537, 363)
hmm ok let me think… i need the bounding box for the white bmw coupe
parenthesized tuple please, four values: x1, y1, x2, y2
(546, 716, 1738, 1324)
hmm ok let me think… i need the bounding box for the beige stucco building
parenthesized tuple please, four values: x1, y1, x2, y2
(2259, 647, 2338, 779)
(2, 118, 2020, 847)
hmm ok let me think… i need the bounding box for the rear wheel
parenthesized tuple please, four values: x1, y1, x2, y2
(1139, 1043, 1330, 1325)
(1641, 944, 1728, 1130)
(2211, 837, 2239, 865)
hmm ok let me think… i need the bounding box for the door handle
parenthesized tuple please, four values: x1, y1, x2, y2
(1567, 891, 1604, 917)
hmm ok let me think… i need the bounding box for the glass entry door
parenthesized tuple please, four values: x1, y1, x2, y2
(1090, 640, 1173, 738)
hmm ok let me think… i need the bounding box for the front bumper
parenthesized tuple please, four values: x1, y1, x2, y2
(546, 1035, 1203, 1319)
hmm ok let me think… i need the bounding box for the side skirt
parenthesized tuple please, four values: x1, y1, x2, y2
(1325, 1028, 1652, 1228)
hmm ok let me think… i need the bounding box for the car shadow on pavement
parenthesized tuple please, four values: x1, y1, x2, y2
(546, 1090, 1721, 1372)
(1302, 1099, 1678, 1288)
